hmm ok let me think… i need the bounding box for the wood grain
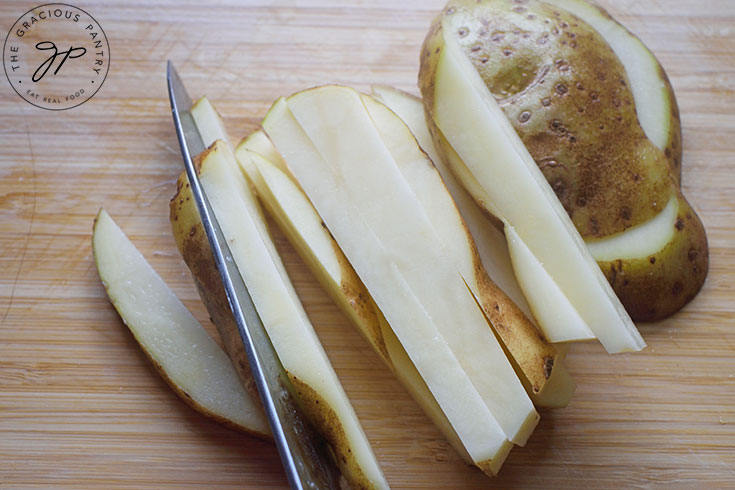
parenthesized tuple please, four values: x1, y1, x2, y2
(1, 1, 734, 488)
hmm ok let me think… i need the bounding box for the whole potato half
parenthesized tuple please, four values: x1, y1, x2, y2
(419, 0, 708, 321)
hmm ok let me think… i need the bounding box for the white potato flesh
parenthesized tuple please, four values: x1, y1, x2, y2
(504, 224, 594, 342)
(368, 87, 578, 406)
(197, 142, 388, 489)
(433, 24, 644, 353)
(370, 85, 593, 345)
(240, 149, 474, 465)
(587, 195, 678, 261)
(263, 89, 537, 463)
(370, 85, 533, 320)
(93, 208, 270, 436)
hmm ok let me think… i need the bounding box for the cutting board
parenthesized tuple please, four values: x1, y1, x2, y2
(1, 1, 734, 488)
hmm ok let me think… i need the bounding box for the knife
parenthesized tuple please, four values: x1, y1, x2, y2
(166, 61, 342, 490)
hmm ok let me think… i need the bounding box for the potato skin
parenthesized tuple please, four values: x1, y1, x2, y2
(419, 0, 708, 320)
(169, 163, 261, 405)
(597, 195, 708, 322)
(170, 162, 379, 489)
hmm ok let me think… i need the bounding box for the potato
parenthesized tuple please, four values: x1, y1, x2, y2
(419, 0, 707, 321)
(170, 145, 388, 490)
(93, 208, 270, 439)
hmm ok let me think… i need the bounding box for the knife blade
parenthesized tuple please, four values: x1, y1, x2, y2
(166, 61, 342, 490)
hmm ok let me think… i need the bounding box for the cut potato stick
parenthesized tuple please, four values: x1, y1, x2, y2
(428, 23, 644, 352)
(93, 208, 270, 438)
(262, 87, 538, 474)
(360, 91, 559, 396)
(236, 146, 472, 463)
(171, 97, 389, 490)
(369, 86, 575, 406)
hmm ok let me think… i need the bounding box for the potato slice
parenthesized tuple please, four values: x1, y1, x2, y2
(236, 146, 472, 464)
(171, 98, 388, 490)
(92, 208, 270, 438)
(262, 87, 538, 474)
(424, 21, 644, 352)
(370, 85, 576, 406)
(419, 0, 707, 321)
(359, 92, 561, 397)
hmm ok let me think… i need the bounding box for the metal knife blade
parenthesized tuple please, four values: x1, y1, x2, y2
(166, 61, 342, 490)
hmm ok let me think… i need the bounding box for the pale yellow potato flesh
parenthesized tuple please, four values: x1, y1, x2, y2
(587, 195, 678, 261)
(370, 85, 530, 318)
(360, 92, 562, 394)
(92, 208, 270, 438)
(370, 86, 592, 345)
(192, 141, 388, 489)
(369, 86, 577, 406)
(262, 88, 537, 469)
(237, 148, 473, 465)
(431, 23, 644, 352)
(504, 224, 594, 342)
(187, 99, 388, 489)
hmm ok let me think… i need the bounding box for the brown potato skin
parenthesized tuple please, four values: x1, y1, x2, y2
(170, 156, 378, 489)
(597, 195, 708, 322)
(419, 0, 708, 321)
(169, 161, 261, 406)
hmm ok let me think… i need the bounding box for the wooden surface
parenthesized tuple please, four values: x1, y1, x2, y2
(1, 1, 734, 488)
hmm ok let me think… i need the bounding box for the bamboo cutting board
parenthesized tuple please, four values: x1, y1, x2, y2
(1, 1, 734, 488)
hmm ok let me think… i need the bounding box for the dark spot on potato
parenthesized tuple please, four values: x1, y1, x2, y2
(570, 40, 577, 48)
(458, 27, 469, 38)
(672, 282, 683, 295)
(435, 47, 440, 54)
(649, 257, 656, 264)
(542, 98, 551, 107)
(503, 49, 513, 56)
(491, 30, 504, 42)
(538, 33, 549, 45)
(552, 178, 568, 203)
(471, 43, 482, 52)
(589, 217, 599, 235)
(623, 279, 629, 286)
(621, 207, 631, 220)
(576, 81, 584, 90)
(590, 91, 599, 100)
(494, 302, 500, 311)
(543, 357, 554, 379)
(189, 226, 196, 238)
(519, 111, 531, 123)
(445, 6, 455, 14)
(675, 218, 685, 231)
(569, 135, 576, 143)
(576, 196, 587, 207)
(513, 6, 527, 13)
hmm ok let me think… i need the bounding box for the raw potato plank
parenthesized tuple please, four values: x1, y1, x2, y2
(369, 86, 575, 406)
(93, 208, 270, 438)
(262, 88, 540, 473)
(430, 23, 644, 352)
